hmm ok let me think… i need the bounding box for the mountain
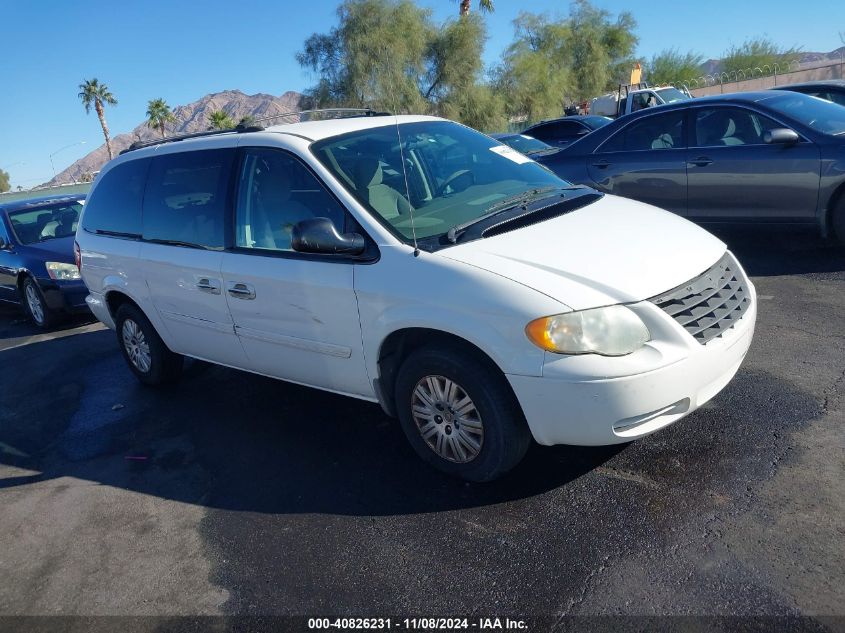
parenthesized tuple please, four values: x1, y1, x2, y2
(699, 46, 845, 77)
(50, 90, 302, 186)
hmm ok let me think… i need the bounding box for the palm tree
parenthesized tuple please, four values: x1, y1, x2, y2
(458, 0, 493, 16)
(146, 98, 176, 138)
(208, 109, 235, 130)
(78, 78, 118, 159)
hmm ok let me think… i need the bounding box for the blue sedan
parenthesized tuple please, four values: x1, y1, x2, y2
(0, 194, 89, 328)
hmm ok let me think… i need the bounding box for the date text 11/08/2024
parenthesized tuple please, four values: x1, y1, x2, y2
(307, 618, 528, 630)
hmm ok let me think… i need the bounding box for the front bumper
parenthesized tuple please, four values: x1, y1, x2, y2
(36, 277, 90, 314)
(507, 284, 757, 446)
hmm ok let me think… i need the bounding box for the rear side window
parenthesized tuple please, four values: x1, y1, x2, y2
(142, 149, 234, 249)
(81, 158, 149, 236)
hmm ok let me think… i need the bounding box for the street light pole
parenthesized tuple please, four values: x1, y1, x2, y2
(49, 141, 86, 180)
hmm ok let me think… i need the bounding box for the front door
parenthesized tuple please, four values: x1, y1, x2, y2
(139, 144, 248, 367)
(686, 106, 820, 221)
(0, 218, 16, 302)
(587, 109, 688, 216)
(221, 146, 371, 397)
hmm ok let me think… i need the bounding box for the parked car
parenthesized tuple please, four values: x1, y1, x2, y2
(76, 114, 756, 481)
(522, 115, 612, 148)
(772, 80, 845, 107)
(536, 91, 845, 243)
(490, 133, 560, 157)
(0, 194, 88, 328)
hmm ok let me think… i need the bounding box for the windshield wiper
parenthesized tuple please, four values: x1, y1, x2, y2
(446, 186, 560, 244)
(146, 238, 206, 249)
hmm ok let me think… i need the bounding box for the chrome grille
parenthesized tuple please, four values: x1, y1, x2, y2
(649, 252, 750, 345)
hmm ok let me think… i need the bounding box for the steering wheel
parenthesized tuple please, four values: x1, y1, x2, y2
(436, 169, 475, 196)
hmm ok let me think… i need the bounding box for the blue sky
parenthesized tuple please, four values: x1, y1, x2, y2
(3, 0, 843, 189)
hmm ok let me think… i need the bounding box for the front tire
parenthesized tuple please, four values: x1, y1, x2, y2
(115, 303, 183, 386)
(833, 195, 845, 246)
(394, 346, 531, 482)
(22, 277, 56, 329)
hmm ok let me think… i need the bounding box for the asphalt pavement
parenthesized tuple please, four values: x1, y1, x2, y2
(0, 228, 843, 632)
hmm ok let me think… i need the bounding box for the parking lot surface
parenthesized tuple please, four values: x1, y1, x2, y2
(1, 229, 843, 629)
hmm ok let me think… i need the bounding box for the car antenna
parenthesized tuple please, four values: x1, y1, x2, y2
(384, 49, 420, 257)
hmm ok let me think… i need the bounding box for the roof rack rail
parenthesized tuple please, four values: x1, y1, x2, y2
(120, 107, 391, 155)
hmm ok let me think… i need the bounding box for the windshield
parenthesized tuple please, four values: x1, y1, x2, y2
(7, 201, 83, 245)
(498, 134, 554, 155)
(311, 121, 566, 241)
(764, 92, 845, 136)
(655, 88, 690, 104)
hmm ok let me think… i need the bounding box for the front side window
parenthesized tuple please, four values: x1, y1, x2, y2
(235, 148, 346, 252)
(142, 149, 234, 249)
(693, 107, 779, 147)
(8, 201, 84, 245)
(600, 110, 686, 153)
(81, 158, 149, 236)
(311, 121, 564, 242)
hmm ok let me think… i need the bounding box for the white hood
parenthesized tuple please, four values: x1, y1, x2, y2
(439, 194, 726, 311)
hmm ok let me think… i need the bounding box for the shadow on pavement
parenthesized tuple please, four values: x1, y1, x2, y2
(0, 327, 624, 516)
(0, 304, 97, 342)
(708, 226, 845, 277)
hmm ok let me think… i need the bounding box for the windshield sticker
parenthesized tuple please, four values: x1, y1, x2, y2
(490, 145, 534, 164)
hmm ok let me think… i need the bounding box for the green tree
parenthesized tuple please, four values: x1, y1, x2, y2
(0, 168, 10, 193)
(297, 0, 433, 113)
(568, 0, 638, 100)
(457, 0, 493, 17)
(208, 110, 235, 130)
(78, 78, 118, 160)
(722, 37, 799, 74)
(494, 2, 638, 123)
(646, 48, 704, 85)
(495, 13, 573, 123)
(146, 98, 176, 138)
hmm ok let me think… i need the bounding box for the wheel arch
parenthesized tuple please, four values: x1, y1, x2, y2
(825, 180, 845, 239)
(104, 289, 145, 321)
(375, 327, 513, 418)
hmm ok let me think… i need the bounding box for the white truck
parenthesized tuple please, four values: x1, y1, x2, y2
(590, 83, 691, 118)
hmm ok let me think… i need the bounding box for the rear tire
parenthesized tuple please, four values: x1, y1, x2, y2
(22, 276, 57, 330)
(115, 303, 183, 386)
(394, 346, 531, 482)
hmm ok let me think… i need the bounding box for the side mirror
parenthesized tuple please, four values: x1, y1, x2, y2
(763, 128, 800, 145)
(0, 237, 8, 250)
(291, 217, 366, 256)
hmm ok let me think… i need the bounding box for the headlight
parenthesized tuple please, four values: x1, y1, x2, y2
(525, 305, 650, 356)
(45, 262, 81, 281)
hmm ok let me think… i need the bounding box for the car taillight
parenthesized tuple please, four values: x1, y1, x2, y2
(74, 240, 81, 271)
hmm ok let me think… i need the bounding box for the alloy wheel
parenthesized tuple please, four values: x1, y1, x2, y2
(25, 283, 45, 325)
(122, 319, 152, 373)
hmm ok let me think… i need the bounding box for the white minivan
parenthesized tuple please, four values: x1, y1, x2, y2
(76, 113, 757, 481)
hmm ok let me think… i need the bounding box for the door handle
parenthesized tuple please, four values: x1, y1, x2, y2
(591, 160, 611, 169)
(227, 282, 256, 300)
(196, 278, 221, 294)
(689, 156, 713, 167)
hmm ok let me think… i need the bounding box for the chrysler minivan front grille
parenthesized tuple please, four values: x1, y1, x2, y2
(648, 252, 750, 345)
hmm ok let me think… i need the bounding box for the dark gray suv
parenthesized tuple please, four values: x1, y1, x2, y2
(537, 91, 845, 243)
